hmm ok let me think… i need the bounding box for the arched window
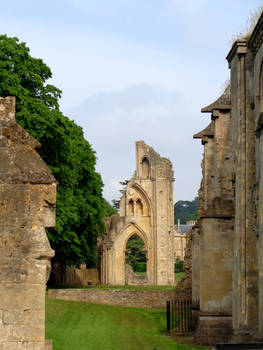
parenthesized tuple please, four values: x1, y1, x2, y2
(136, 199, 143, 216)
(125, 234, 146, 274)
(128, 199, 134, 215)
(142, 157, 150, 178)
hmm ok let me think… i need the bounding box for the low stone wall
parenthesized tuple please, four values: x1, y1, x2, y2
(52, 264, 99, 287)
(47, 288, 176, 309)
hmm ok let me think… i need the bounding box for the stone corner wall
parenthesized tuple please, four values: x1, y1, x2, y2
(0, 96, 56, 349)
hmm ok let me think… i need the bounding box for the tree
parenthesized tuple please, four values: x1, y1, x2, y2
(111, 180, 129, 211)
(0, 35, 105, 268)
(103, 199, 118, 218)
(125, 235, 146, 273)
(174, 196, 199, 224)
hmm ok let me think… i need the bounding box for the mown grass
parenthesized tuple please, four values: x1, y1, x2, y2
(46, 298, 207, 350)
(175, 272, 184, 281)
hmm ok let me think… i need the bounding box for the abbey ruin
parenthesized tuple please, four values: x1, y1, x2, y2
(100, 141, 175, 286)
(189, 11, 263, 346)
(0, 97, 56, 349)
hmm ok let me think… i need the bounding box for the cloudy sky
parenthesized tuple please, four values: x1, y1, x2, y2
(1, 0, 262, 203)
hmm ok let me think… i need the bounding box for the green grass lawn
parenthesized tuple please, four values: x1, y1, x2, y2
(46, 298, 207, 350)
(175, 272, 184, 281)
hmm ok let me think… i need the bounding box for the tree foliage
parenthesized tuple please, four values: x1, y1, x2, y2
(174, 197, 199, 224)
(0, 35, 105, 267)
(103, 199, 118, 218)
(125, 235, 146, 273)
(111, 180, 129, 211)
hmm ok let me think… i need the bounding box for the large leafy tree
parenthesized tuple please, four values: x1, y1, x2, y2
(125, 235, 146, 273)
(0, 34, 105, 267)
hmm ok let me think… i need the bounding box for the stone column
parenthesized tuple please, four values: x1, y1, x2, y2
(227, 40, 258, 341)
(193, 87, 234, 345)
(0, 96, 56, 349)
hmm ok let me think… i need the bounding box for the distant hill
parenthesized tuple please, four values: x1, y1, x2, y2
(174, 197, 199, 224)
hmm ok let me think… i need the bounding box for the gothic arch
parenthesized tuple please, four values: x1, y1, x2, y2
(121, 223, 148, 251)
(130, 183, 152, 217)
(141, 157, 150, 178)
(128, 199, 134, 215)
(107, 222, 151, 285)
(136, 199, 143, 216)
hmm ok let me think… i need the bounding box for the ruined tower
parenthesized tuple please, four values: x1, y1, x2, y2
(100, 141, 175, 285)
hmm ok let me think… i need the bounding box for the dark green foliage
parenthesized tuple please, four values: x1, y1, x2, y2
(103, 199, 118, 218)
(125, 235, 146, 273)
(132, 262, 146, 273)
(0, 35, 105, 267)
(174, 260, 184, 273)
(174, 196, 199, 224)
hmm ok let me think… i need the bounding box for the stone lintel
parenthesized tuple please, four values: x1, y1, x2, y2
(226, 40, 248, 68)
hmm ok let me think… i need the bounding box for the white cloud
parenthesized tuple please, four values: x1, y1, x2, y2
(70, 84, 208, 203)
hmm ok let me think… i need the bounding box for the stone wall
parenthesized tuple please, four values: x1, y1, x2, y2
(176, 230, 192, 299)
(47, 288, 175, 309)
(0, 96, 56, 349)
(191, 10, 263, 346)
(174, 233, 186, 261)
(52, 264, 99, 287)
(125, 264, 147, 285)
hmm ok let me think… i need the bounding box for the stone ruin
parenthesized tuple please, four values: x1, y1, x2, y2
(99, 141, 175, 286)
(189, 11, 263, 346)
(0, 97, 56, 349)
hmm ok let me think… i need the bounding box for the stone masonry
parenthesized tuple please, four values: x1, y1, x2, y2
(0, 97, 56, 349)
(193, 87, 234, 345)
(47, 288, 175, 309)
(100, 141, 175, 285)
(191, 10, 263, 346)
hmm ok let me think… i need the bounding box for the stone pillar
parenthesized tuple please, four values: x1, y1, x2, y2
(227, 40, 258, 342)
(193, 87, 234, 345)
(0, 97, 56, 349)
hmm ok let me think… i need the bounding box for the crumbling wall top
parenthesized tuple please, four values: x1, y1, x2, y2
(0, 96, 56, 184)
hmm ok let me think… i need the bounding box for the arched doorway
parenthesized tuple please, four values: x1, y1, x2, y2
(125, 234, 147, 285)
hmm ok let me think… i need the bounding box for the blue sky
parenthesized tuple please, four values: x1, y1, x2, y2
(1, 0, 262, 203)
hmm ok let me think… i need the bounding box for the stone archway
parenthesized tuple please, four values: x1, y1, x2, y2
(102, 222, 152, 285)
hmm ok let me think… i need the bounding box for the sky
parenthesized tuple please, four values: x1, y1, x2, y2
(1, 0, 262, 203)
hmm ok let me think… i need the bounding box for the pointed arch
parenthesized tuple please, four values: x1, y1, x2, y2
(128, 199, 134, 215)
(136, 199, 143, 216)
(119, 222, 148, 251)
(142, 157, 150, 178)
(131, 183, 152, 217)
